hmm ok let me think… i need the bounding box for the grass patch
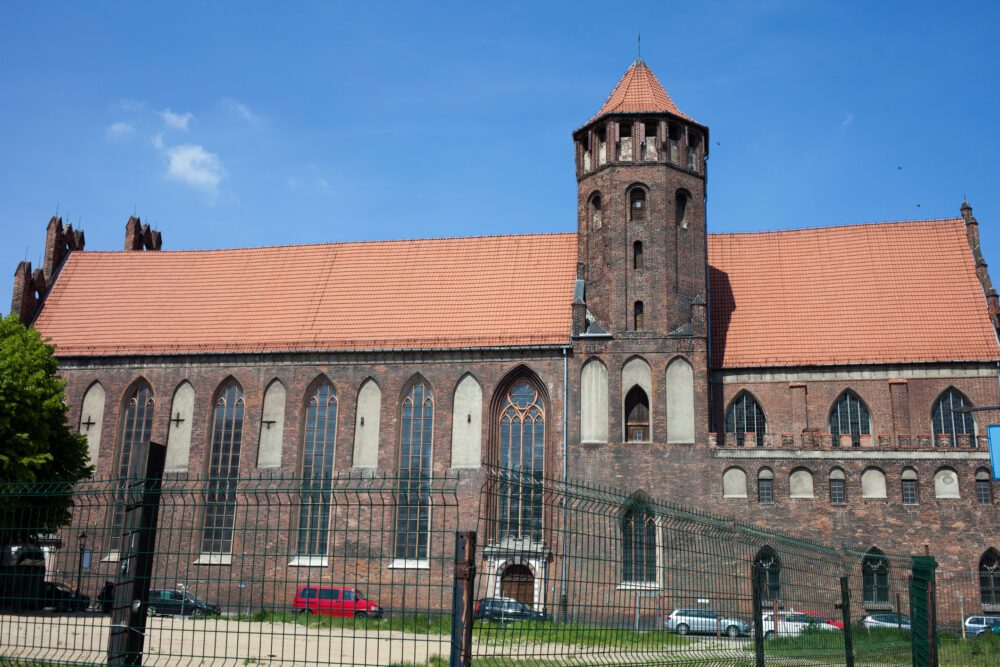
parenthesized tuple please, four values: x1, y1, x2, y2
(939, 631, 1000, 666)
(751, 625, 912, 662)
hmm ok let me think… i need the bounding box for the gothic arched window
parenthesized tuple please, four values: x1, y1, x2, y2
(830, 391, 871, 447)
(296, 380, 338, 558)
(980, 549, 1000, 607)
(498, 381, 545, 542)
(625, 386, 650, 442)
(590, 194, 602, 230)
(622, 501, 656, 584)
(201, 380, 245, 555)
(634, 301, 644, 330)
(725, 392, 766, 447)
(395, 380, 433, 560)
(755, 547, 781, 601)
(862, 548, 890, 605)
(110, 381, 154, 551)
(629, 188, 647, 222)
(932, 388, 976, 446)
(633, 241, 643, 270)
(675, 189, 690, 229)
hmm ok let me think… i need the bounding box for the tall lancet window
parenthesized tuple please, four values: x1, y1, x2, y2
(109, 382, 154, 551)
(498, 381, 545, 542)
(201, 381, 245, 555)
(395, 381, 433, 560)
(297, 381, 338, 557)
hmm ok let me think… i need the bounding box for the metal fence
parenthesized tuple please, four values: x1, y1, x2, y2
(0, 449, 987, 666)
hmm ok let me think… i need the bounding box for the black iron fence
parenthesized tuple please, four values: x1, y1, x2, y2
(0, 452, 988, 666)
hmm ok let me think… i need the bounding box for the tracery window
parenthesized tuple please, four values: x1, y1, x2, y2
(497, 381, 545, 542)
(201, 381, 245, 555)
(755, 547, 781, 601)
(862, 548, 890, 604)
(110, 382, 154, 551)
(629, 188, 647, 222)
(980, 549, 1000, 606)
(622, 501, 656, 583)
(395, 381, 433, 560)
(296, 381, 338, 557)
(725, 392, 766, 447)
(625, 386, 650, 442)
(830, 391, 871, 447)
(931, 388, 976, 446)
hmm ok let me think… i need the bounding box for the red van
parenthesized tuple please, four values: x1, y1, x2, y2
(293, 586, 383, 618)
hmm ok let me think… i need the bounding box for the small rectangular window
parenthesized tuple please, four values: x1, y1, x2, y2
(830, 479, 846, 504)
(977, 479, 992, 504)
(902, 479, 918, 505)
(759, 479, 773, 504)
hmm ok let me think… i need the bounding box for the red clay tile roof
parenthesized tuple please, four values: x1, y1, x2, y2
(589, 58, 693, 123)
(33, 234, 578, 356)
(32, 218, 999, 366)
(708, 219, 1000, 367)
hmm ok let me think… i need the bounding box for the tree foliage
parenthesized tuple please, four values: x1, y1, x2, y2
(0, 314, 92, 542)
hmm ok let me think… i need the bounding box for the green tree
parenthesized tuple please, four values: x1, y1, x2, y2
(0, 314, 92, 542)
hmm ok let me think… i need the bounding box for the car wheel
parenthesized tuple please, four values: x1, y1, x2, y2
(676, 623, 689, 635)
(354, 611, 366, 619)
(295, 608, 306, 615)
(764, 630, 775, 640)
(726, 625, 739, 638)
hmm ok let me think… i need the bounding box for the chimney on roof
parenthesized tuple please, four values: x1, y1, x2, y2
(987, 288, 1000, 330)
(124, 216, 163, 251)
(12, 215, 83, 324)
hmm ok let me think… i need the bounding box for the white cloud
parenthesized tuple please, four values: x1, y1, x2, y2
(105, 122, 134, 141)
(223, 98, 261, 125)
(165, 144, 226, 191)
(159, 108, 194, 130)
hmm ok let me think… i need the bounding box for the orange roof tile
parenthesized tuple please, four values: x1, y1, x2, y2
(33, 234, 578, 356)
(708, 219, 1000, 367)
(588, 58, 693, 123)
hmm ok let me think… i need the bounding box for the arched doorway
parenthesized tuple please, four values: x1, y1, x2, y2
(500, 564, 535, 607)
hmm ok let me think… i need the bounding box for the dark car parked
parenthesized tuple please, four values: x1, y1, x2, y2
(148, 589, 220, 616)
(474, 597, 547, 622)
(41, 582, 89, 612)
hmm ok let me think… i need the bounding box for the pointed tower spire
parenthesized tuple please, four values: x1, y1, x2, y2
(588, 59, 693, 123)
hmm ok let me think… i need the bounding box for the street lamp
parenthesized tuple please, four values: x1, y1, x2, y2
(76, 532, 87, 597)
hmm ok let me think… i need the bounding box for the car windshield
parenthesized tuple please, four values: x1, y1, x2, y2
(355, 590, 365, 601)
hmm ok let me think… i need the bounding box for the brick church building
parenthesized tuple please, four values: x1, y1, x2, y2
(10, 58, 1000, 614)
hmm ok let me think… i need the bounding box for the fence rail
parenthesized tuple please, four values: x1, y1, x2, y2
(0, 463, 993, 666)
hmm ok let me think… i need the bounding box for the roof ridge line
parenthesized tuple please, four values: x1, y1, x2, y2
(708, 217, 963, 238)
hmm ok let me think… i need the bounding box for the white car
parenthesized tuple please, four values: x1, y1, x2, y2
(760, 611, 841, 639)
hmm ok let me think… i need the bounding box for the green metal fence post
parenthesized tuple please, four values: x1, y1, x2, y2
(752, 563, 765, 667)
(910, 555, 938, 667)
(107, 440, 166, 667)
(449, 530, 476, 667)
(838, 575, 855, 667)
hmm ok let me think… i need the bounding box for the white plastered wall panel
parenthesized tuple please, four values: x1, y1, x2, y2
(723, 468, 748, 498)
(165, 381, 195, 472)
(935, 467, 961, 498)
(451, 374, 483, 468)
(256, 380, 286, 469)
(79, 382, 106, 471)
(353, 379, 381, 468)
(789, 468, 815, 498)
(665, 357, 695, 444)
(581, 359, 609, 443)
(861, 468, 887, 498)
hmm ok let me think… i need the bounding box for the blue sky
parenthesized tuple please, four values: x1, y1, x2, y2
(2, 1, 998, 316)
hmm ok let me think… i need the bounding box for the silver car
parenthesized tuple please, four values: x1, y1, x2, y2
(665, 608, 751, 637)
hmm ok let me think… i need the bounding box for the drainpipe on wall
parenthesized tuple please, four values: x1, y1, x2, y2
(560, 345, 569, 621)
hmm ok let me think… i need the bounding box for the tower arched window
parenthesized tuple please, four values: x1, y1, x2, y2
(497, 380, 545, 542)
(624, 386, 650, 442)
(980, 549, 1000, 607)
(829, 468, 847, 504)
(622, 500, 656, 584)
(395, 380, 433, 560)
(757, 468, 774, 504)
(675, 190, 690, 229)
(686, 131, 702, 172)
(862, 548, 891, 605)
(201, 380, 245, 555)
(110, 381, 154, 551)
(830, 391, 871, 447)
(932, 388, 976, 446)
(629, 188, 647, 222)
(296, 380, 338, 558)
(634, 301, 644, 329)
(725, 392, 766, 447)
(977, 469, 993, 505)
(633, 241, 643, 270)
(754, 547, 781, 601)
(590, 194, 602, 230)
(901, 468, 919, 505)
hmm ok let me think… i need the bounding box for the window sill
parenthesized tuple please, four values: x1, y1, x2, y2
(723, 494, 748, 499)
(616, 582, 658, 591)
(790, 495, 815, 499)
(388, 559, 429, 570)
(194, 554, 232, 565)
(289, 556, 328, 568)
